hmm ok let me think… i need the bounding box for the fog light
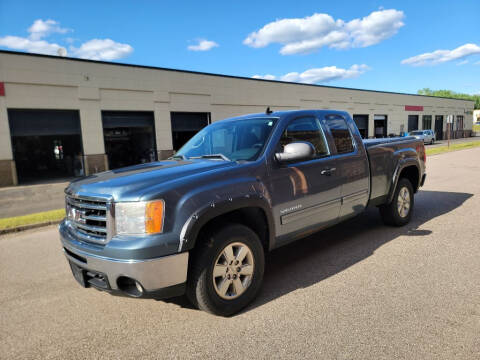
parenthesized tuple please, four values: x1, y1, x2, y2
(117, 276, 144, 297)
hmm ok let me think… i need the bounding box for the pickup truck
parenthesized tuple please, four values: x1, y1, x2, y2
(60, 109, 426, 316)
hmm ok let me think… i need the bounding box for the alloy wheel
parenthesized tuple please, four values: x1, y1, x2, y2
(397, 187, 411, 218)
(212, 242, 254, 300)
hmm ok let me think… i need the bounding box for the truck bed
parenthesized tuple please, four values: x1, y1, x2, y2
(362, 136, 424, 205)
(362, 136, 417, 148)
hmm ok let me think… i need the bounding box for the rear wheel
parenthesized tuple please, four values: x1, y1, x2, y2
(186, 224, 265, 316)
(379, 178, 414, 226)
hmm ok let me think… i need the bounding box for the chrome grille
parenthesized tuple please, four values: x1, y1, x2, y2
(66, 194, 113, 244)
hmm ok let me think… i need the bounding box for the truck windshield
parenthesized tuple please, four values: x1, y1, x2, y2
(175, 117, 277, 162)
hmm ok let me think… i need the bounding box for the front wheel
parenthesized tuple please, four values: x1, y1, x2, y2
(379, 178, 414, 226)
(186, 224, 265, 316)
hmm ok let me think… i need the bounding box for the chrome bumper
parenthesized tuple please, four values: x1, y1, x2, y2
(63, 243, 189, 292)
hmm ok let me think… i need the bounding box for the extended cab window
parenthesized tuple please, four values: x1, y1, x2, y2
(324, 115, 355, 154)
(279, 116, 329, 157)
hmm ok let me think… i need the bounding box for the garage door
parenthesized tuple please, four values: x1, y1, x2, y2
(170, 112, 210, 151)
(353, 114, 368, 138)
(8, 109, 84, 183)
(408, 115, 419, 132)
(102, 111, 157, 169)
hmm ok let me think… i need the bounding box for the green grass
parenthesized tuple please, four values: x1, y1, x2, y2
(473, 124, 480, 132)
(0, 209, 65, 230)
(426, 140, 480, 156)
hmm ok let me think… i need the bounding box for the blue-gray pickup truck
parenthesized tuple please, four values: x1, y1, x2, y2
(60, 109, 426, 316)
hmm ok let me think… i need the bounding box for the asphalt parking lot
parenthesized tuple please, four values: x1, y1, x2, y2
(1, 148, 479, 359)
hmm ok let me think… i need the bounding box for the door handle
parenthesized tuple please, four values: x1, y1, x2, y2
(321, 167, 336, 176)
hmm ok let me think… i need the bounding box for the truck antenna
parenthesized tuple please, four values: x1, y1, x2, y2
(266, 106, 273, 114)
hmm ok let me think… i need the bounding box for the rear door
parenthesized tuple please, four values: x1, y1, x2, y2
(267, 115, 341, 242)
(321, 114, 369, 220)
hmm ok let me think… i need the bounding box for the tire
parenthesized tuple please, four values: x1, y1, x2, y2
(186, 224, 265, 316)
(379, 178, 414, 226)
(431, 139, 434, 145)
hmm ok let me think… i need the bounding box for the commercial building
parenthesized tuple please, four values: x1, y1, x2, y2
(0, 50, 474, 187)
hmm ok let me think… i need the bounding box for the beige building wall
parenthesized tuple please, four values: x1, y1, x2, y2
(0, 51, 475, 186)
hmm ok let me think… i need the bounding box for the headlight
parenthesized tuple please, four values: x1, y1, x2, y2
(115, 200, 164, 235)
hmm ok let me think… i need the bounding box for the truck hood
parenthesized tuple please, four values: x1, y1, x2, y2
(66, 160, 236, 201)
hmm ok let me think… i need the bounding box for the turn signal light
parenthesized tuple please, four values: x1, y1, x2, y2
(145, 200, 164, 234)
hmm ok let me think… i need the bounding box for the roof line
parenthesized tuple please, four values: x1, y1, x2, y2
(0, 49, 474, 103)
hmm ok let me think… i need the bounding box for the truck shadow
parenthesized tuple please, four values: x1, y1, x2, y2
(165, 190, 472, 313)
(246, 189, 472, 313)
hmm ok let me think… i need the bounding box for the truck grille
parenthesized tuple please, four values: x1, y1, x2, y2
(66, 195, 111, 244)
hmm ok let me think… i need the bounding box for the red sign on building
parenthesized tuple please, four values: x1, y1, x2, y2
(0, 82, 5, 96)
(405, 105, 423, 111)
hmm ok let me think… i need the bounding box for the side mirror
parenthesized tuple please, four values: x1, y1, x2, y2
(275, 141, 315, 163)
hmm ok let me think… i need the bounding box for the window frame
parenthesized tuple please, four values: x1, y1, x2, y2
(276, 115, 331, 161)
(321, 114, 357, 156)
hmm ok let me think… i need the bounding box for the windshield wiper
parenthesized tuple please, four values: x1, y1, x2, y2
(191, 153, 231, 161)
(169, 154, 187, 160)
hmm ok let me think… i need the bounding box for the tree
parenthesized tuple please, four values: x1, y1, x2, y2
(417, 88, 480, 109)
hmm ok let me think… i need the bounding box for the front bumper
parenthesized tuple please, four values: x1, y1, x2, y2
(61, 232, 189, 299)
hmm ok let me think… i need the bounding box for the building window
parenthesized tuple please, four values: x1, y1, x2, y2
(422, 115, 432, 130)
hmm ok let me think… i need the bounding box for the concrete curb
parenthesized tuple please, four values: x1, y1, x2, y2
(0, 220, 63, 235)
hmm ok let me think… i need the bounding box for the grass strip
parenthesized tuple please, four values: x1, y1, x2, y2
(426, 140, 480, 156)
(0, 209, 65, 230)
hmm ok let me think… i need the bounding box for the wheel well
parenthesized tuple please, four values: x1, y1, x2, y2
(399, 166, 419, 192)
(196, 207, 270, 252)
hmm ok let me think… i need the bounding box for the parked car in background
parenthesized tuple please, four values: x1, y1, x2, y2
(410, 130, 436, 144)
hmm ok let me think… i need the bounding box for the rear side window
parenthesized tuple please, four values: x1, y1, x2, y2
(324, 115, 355, 154)
(279, 116, 329, 157)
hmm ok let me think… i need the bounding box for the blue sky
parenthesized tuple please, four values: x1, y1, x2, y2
(0, 0, 479, 94)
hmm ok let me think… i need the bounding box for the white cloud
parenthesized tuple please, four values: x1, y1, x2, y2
(401, 43, 480, 66)
(0, 35, 64, 55)
(252, 74, 276, 80)
(252, 64, 369, 84)
(243, 9, 404, 55)
(187, 39, 219, 51)
(71, 39, 133, 60)
(28, 19, 69, 40)
(0, 19, 133, 60)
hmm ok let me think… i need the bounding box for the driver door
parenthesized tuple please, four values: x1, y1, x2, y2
(266, 115, 342, 245)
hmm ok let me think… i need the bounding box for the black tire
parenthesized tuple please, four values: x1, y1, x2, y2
(186, 224, 265, 316)
(431, 139, 434, 145)
(379, 178, 414, 226)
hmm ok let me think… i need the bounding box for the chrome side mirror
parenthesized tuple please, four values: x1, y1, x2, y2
(275, 142, 315, 163)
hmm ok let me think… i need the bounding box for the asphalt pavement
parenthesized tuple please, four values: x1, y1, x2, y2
(1, 148, 479, 359)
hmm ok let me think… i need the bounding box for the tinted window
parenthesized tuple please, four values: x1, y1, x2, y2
(324, 115, 355, 154)
(279, 116, 329, 157)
